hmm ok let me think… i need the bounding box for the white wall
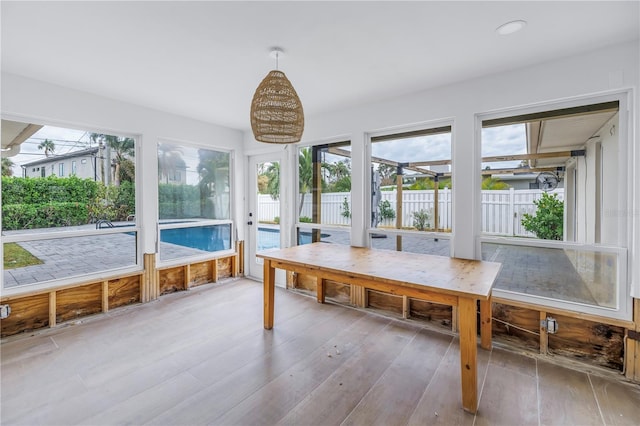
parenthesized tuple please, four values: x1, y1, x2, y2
(2, 39, 638, 298)
(1, 72, 245, 254)
(244, 40, 639, 296)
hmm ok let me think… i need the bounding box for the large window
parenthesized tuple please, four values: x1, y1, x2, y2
(157, 142, 232, 262)
(480, 97, 630, 319)
(2, 123, 138, 290)
(297, 141, 351, 246)
(368, 126, 452, 255)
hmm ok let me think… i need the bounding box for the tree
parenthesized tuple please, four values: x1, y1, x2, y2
(405, 176, 451, 190)
(376, 163, 396, 187)
(481, 177, 510, 190)
(521, 192, 564, 240)
(197, 149, 230, 218)
(91, 134, 135, 186)
(408, 177, 434, 190)
(38, 139, 55, 157)
(1, 157, 15, 176)
(264, 162, 280, 200)
(157, 143, 185, 184)
(323, 159, 351, 193)
(332, 176, 351, 193)
(298, 147, 313, 216)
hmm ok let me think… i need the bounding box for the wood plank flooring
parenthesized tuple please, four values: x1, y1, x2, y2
(2, 278, 639, 425)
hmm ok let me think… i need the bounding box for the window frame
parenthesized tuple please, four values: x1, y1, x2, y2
(156, 138, 235, 268)
(365, 120, 455, 254)
(1, 119, 142, 295)
(2, 226, 142, 297)
(295, 138, 352, 245)
(475, 89, 633, 320)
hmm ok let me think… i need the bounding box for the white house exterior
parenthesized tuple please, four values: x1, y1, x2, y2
(21, 147, 100, 181)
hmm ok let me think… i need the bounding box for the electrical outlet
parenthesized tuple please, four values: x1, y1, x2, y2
(541, 316, 558, 334)
(0, 304, 10, 319)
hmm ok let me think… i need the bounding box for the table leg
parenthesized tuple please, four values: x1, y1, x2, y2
(316, 276, 325, 303)
(263, 259, 275, 330)
(458, 297, 478, 413)
(480, 296, 492, 350)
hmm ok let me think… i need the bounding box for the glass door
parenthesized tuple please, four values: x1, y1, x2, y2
(248, 154, 282, 280)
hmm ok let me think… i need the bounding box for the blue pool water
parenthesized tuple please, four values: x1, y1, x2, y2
(160, 224, 231, 252)
(258, 227, 329, 251)
(160, 225, 328, 252)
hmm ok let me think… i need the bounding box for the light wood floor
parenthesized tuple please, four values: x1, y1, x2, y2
(2, 279, 639, 426)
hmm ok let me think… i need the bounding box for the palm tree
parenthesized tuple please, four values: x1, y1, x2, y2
(264, 162, 280, 200)
(91, 134, 135, 186)
(38, 139, 55, 157)
(323, 159, 351, 192)
(298, 147, 313, 216)
(157, 143, 185, 184)
(332, 160, 350, 181)
(481, 177, 510, 190)
(1, 157, 15, 176)
(408, 177, 434, 190)
(197, 149, 230, 218)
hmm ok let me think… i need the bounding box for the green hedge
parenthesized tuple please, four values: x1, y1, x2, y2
(1, 176, 135, 230)
(2, 202, 89, 230)
(158, 183, 203, 219)
(1, 176, 98, 205)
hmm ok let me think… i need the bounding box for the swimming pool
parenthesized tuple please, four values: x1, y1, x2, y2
(160, 224, 232, 252)
(258, 227, 331, 250)
(160, 225, 328, 252)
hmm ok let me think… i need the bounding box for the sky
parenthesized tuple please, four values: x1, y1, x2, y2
(369, 123, 526, 171)
(6, 125, 94, 176)
(4, 123, 527, 176)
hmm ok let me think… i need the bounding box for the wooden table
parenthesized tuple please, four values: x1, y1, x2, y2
(257, 243, 501, 414)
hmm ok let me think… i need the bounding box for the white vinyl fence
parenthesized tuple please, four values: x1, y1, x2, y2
(257, 188, 564, 237)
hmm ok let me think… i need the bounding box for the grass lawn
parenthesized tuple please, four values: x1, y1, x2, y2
(3, 242, 43, 269)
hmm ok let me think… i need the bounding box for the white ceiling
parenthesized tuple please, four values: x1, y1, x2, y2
(1, 1, 638, 131)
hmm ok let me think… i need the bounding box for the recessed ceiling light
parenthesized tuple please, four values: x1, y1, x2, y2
(496, 20, 527, 36)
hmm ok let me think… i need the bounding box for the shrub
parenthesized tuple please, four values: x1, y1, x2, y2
(158, 183, 201, 219)
(412, 209, 431, 231)
(88, 182, 136, 222)
(115, 181, 135, 216)
(341, 197, 351, 219)
(2, 202, 89, 230)
(379, 200, 395, 220)
(521, 192, 563, 240)
(299, 216, 312, 223)
(1, 175, 97, 205)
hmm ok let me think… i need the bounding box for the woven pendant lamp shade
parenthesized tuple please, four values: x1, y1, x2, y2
(250, 70, 304, 144)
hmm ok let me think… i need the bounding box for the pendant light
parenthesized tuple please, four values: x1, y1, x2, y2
(250, 48, 304, 144)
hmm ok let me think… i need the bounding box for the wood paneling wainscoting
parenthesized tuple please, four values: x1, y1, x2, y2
(1, 248, 240, 338)
(289, 271, 639, 381)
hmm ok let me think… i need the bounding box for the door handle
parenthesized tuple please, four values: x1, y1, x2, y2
(247, 221, 253, 225)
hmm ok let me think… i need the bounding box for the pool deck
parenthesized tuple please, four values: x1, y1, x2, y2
(2, 224, 215, 289)
(3, 225, 603, 310)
